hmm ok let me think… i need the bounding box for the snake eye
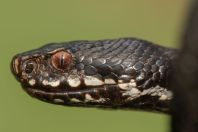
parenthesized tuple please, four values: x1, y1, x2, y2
(51, 51, 73, 71)
(23, 60, 37, 74)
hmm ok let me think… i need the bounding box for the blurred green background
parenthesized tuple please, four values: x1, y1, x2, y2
(0, 0, 189, 132)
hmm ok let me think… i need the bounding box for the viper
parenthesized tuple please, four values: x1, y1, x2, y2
(11, 37, 178, 113)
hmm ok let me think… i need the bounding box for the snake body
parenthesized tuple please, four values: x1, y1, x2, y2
(11, 38, 178, 113)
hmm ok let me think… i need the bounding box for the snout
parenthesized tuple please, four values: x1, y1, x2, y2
(11, 55, 21, 79)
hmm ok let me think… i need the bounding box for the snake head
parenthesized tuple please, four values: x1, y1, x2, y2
(11, 42, 124, 107)
(11, 38, 174, 112)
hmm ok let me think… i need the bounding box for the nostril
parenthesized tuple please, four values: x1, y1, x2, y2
(24, 61, 35, 74)
(24, 63, 34, 73)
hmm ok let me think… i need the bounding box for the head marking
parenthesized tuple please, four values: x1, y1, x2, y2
(67, 75, 81, 88)
(42, 79, 60, 87)
(28, 79, 36, 86)
(84, 76, 104, 86)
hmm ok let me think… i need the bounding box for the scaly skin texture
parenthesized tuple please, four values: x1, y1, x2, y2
(11, 37, 178, 113)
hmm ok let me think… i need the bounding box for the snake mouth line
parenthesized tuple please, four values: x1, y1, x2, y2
(24, 85, 123, 105)
(25, 86, 111, 96)
(24, 86, 170, 112)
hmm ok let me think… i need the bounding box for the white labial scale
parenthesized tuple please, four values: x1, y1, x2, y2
(84, 76, 104, 86)
(131, 88, 141, 94)
(85, 94, 106, 103)
(96, 98, 106, 103)
(53, 98, 64, 103)
(49, 80, 60, 87)
(104, 78, 116, 84)
(130, 79, 137, 87)
(70, 98, 82, 103)
(118, 79, 137, 90)
(159, 90, 173, 101)
(28, 79, 36, 86)
(140, 85, 173, 101)
(122, 88, 141, 99)
(42, 79, 60, 87)
(118, 83, 130, 90)
(67, 75, 81, 88)
(122, 85, 173, 101)
(130, 88, 141, 99)
(85, 94, 94, 101)
(42, 79, 49, 86)
(159, 94, 168, 101)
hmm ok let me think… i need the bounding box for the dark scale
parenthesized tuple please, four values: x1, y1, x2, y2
(156, 59, 164, 66)
(90, 58, 104, 67)
(119, 75, 132, 82)
(122, 58, 133, 67)
(124, 67, 136, 77)
(133, 62, 144, 71)
(134, 49, 144, 57)
(139, 56, 148, 63)
(142, 79, 154, 89)
(130, 57, 139, 66)
(143, 64, 151, 72)
(105, 72, 119, 82)
(97, 64, 112, 76)
(111, 43, 132, 59)
(111, 64, 125, 76)
(76, 63, 84, 70)
(147, 57, 157, 65)
(151, 65, 159, 73)
(97, 39, 123, 57)
(110, 58, 122, 65)
(84, 65, 97, 75)
(81, 57, 93, 65)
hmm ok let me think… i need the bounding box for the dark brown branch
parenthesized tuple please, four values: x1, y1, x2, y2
(171, 0, 198, 132)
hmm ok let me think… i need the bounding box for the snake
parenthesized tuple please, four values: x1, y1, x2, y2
(11, 37, 178, 113)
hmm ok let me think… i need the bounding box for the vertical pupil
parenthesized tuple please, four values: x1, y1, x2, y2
(60, 54, 65, 68)
(51, 51, 73, 70)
